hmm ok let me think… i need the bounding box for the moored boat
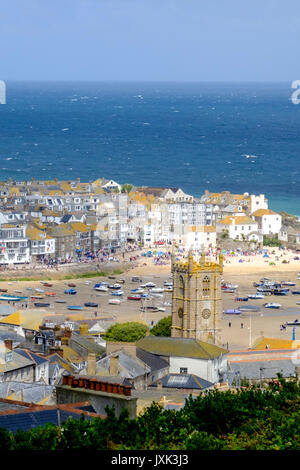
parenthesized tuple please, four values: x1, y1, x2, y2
(285, 319, 300, 326)
(94, 284, 108, 292)
(64, 289, 77, 295)
(0, 296, 21, 301)
(111, 291, 124, 296)
(223, 309, 242, 315)
(108, 283, 122, 290)
(127, 295, 141, 301)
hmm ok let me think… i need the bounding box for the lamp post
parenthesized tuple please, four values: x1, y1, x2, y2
(248, 315, 252, 349)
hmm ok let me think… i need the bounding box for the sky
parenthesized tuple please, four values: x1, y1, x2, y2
(0, 0, 300, 82)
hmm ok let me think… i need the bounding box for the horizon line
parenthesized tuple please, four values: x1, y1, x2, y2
(2, 79, 294, 84)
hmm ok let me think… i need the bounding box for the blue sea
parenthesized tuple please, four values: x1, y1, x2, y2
(0, 81, 299, 215)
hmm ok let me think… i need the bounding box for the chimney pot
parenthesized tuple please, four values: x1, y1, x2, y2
(4, 339, 13, 351)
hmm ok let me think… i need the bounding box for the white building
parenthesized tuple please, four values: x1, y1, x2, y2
(0, 224, 31, 264)
(26, 224, 56, 260)
(173, 225, 216, 249)
(136, 337, 228, 385)
(250, 194, 268, 214)
(251, 209, 282, 236)
(216, 215, 259, 241)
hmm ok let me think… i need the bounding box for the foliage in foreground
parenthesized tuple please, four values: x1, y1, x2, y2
(0, 376, 300, 450)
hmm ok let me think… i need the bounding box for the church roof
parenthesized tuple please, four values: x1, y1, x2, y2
(136, 337, 228, 359)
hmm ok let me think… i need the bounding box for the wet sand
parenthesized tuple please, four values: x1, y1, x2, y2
(1, 247, 300, 351)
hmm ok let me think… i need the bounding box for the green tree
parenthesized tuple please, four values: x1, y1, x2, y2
(121, 184, 133, 194)
(150, 316, 172, 337)
(104, 322, 148, 342)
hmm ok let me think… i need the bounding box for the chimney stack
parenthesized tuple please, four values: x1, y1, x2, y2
(80, 324, 89, 336)
(4, 339, 13, 351)
(110, 355, 119, 376)
(87, 353, 96, 376)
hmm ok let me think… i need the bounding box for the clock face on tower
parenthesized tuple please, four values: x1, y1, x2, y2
(202, 309, 211, 319)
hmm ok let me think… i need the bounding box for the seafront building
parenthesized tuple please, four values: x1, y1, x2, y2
(0, 178, 285, 264)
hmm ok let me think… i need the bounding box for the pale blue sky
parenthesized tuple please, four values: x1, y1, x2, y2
(1, 0, 300, 81)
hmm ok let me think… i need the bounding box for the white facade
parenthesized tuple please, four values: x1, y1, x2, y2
(252, 210, 282, 235)
(0, 225, 31, 264)
(217, 216, 259, 241)
(250, 194, 268, 214)
(169, 355, 228, 384)
(30, 237, 55, 258)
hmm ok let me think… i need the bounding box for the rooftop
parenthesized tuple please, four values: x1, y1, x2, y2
(136, 337, 228, 359)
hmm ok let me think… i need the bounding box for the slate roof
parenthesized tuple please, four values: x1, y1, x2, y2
(0, 329, 24, 345)
(0, 408, 93, 433)
(60, 214, 72, 223)
(92, 350, 151, 379)
(136, 347, 169, 372)
(0, 351, 34, 373)
(16, 349, 48, 366)
(0, 305, 16, 316)
(150, 373, 214, 390)
(0, 382, 54, 405)
(136, 337, 228, 359)
(228, 348, 298, 380)
(69, 334, 105, 356)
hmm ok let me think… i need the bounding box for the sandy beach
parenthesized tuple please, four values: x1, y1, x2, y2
(1, 246, 300, 351)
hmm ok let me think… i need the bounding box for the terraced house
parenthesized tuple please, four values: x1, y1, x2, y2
(26, 224, 56, 262)
(47, 224, 76, 261)
(0, 224, 30, 264)
(67, 222, 94, 256)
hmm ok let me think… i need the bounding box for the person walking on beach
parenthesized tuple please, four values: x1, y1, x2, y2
(228, 322, 231, 328)
(241, 323, 244, 329)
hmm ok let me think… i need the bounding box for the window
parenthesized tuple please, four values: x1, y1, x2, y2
(180, 367, 188, 374)
(203, 275, 210, 297)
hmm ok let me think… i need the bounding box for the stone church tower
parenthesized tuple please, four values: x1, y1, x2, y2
(171, 248, 223, 346)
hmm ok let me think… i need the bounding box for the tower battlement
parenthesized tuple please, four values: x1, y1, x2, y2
(171, 249, 223, 346)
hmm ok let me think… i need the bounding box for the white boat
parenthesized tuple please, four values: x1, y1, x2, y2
(131, 288, 144, 294)
(0, 295, 21, 301)
(35, 288, 45, 293)
(109, 299, 121, 305)
(263, 303, 281, 309)
(164, 287, 173, 292)
(247, 294, 264, 299)
(150, 293, 164, 298)
(150, 288, 164, 293)
(95, 286, 108, 292)
(141, 282, 156, 288)
(108, 283, 122, 290)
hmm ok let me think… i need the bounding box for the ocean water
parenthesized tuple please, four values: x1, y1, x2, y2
(0, 81, 299, 215)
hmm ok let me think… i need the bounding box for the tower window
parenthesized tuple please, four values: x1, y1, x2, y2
(203, 275, 210, 297)
(180, 368, 188, 374)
